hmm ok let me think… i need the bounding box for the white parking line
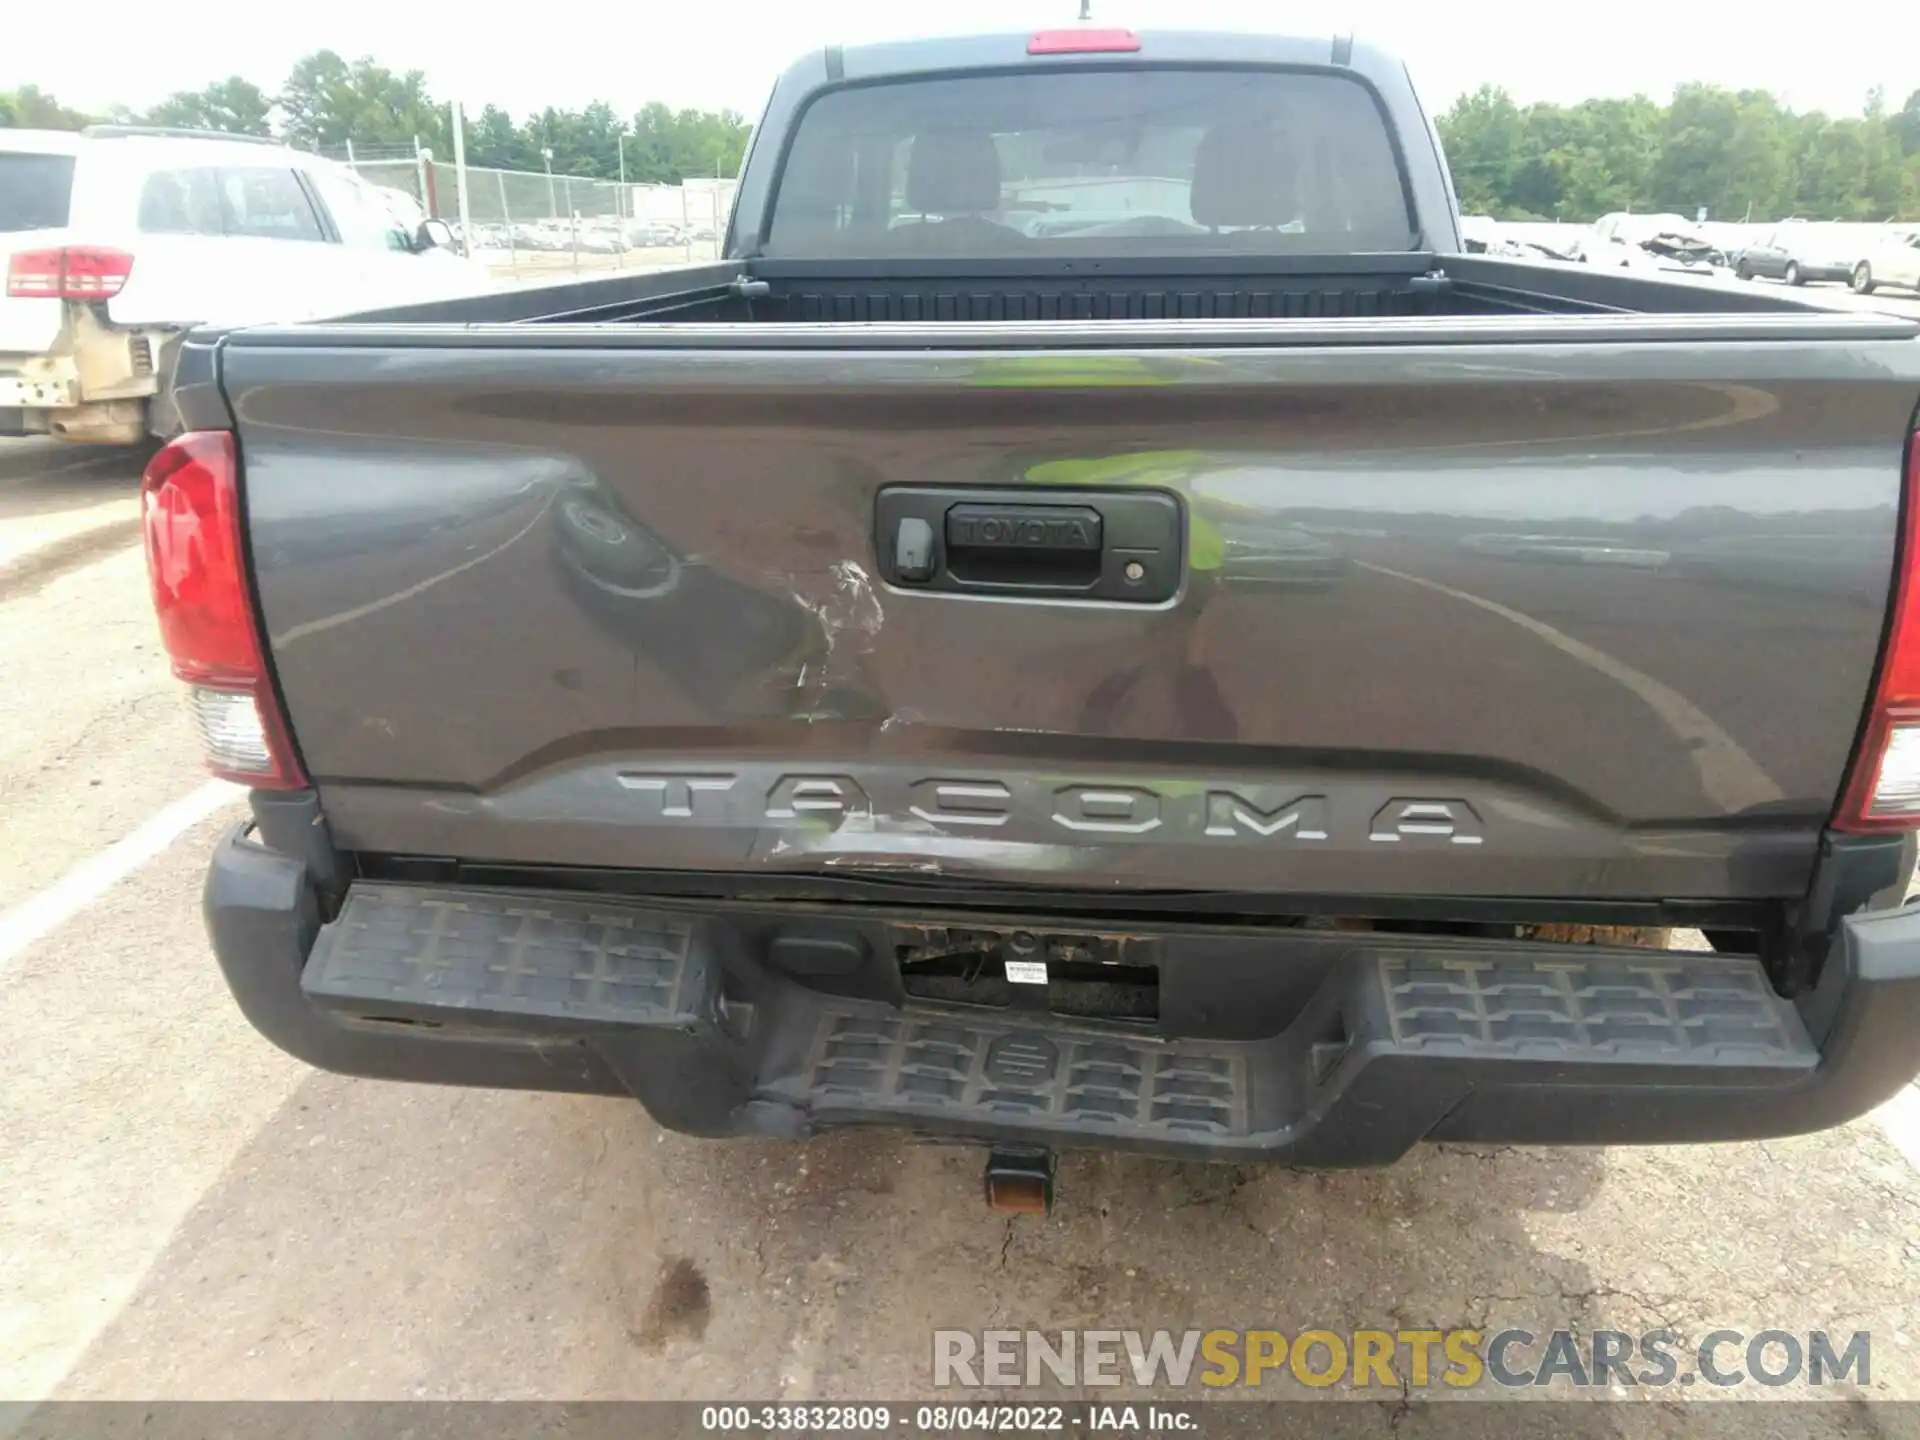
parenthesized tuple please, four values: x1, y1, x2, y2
(1873, 1084, 1920, 1172)
(0, 779, 243, 978)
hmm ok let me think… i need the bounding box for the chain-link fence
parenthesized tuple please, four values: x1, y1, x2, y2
(322, 144, 738, 276)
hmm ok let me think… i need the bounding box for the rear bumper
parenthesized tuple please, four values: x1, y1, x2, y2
(204, 818, 1920, 1163)
(0, 341, 161, 407)
(0, 362, 84, 412)
(0, 314, 170, 441)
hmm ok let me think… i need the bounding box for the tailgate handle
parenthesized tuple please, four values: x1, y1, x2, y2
(944, 504, 1104, 588)
(875, 487, 1181, 603)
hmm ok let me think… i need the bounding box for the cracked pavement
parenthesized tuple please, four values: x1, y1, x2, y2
(2, 438, 1918, 1421)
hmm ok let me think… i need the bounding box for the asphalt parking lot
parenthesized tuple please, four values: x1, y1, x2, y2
(1723, 275, 1920, 320)
(5, 272, 1920, 1420)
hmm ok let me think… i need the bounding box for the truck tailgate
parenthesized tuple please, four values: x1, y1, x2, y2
(223, 315, 1920, 900)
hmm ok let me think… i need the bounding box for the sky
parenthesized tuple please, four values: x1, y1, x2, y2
(16, 0, 1915, 122)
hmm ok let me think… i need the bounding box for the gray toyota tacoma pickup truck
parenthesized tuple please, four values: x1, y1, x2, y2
(144, 28, 1920, 1205)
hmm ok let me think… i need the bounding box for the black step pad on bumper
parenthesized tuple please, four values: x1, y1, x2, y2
(773, 950, 1814, 1149)
(301, 884, 710, 1030)
(1377, 953, 1809, 1063)
(800, 1014, 1252, 1140)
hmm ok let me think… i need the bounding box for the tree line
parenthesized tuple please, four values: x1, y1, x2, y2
(7, 61, 1919, 220)
(0, 53, 752, 186)
(1438, 83, 1920, 223)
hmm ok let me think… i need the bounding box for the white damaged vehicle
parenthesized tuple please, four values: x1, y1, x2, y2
(1, 126, 490, 445)
(1579, 212, 1729, 278)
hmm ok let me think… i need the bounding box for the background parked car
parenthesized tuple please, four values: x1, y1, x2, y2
(1, 125, 491, 444)
(574, 218, 630, 254)
(1579, 211, 1691, 264)
(1734, 221, 1872, 285)
(1577, 212, 1726, 276)
(1852, 228, 1920, 295)
(1696, 221, 1757, 270)
(624, 220, 685, 247)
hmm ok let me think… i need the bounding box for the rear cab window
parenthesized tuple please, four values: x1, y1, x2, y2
(0, 152, 77, 232)
(765, 67, 1415, 257)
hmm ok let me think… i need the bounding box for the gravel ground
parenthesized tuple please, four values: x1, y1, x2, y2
(482, 243, 721, 286)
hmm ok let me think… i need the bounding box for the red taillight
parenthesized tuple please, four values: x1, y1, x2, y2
(1836, 425, 1920, 832)
(4, 250, 62, 297)
(1027, 27, 1141, 54)
(141, 431, 306, 789)
(6, 245, 133, 300)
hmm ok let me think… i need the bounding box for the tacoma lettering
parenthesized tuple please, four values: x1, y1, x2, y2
(614, 772, 1490, 847)
(1052, 785, 1162, 835)
(616, 773, 736, 818)
(909, 779, 1013, 827)
(1369, 799, 1484, 845)
(1204, 790, 1330, 841)
(765, 774, 872, 821)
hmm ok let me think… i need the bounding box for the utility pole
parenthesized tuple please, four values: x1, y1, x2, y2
(565, 176, 577, 269)
(618, 133, 627, 220)
(413, 135, 431, 214)
(499, 169, 514, 262)
(541, 146, 556, 217)
(450, 99, 473, 256)
(417, 145, 439, 218)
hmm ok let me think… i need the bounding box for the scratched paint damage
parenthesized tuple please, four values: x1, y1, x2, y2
(785, 559, 887, 723)
(745, 810, 1079, 873)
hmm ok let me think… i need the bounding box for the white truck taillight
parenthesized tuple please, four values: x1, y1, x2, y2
(6, 245, 133, 300)
(1837, 426, 1920, 831)
(140, 432, 307, 789)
